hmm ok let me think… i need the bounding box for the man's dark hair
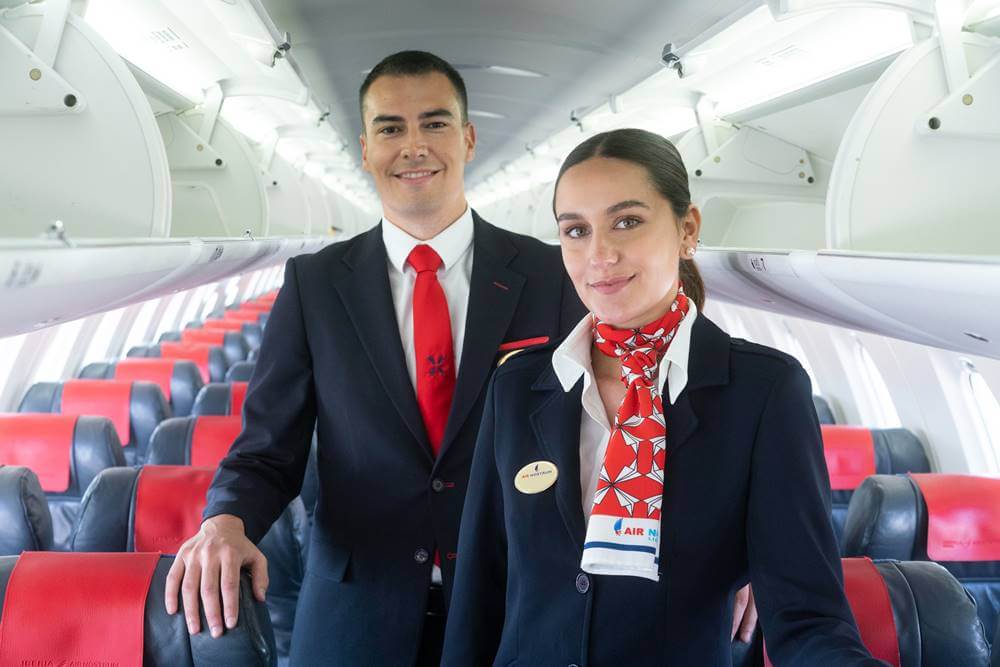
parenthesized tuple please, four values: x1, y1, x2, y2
(359, 50, 469, 129)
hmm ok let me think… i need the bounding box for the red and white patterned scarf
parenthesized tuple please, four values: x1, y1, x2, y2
(581, 286, 689, 581)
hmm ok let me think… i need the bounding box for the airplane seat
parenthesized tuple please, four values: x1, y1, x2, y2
(146, 416, 243, 467)
(71, 465, 306, 665)
(78, 358, 204, 417)
(823, 426, 930, 547)
(224, 308, 270, 328)
(158, 330, 182, 342)
(130, 342, 229, 384)
(0, 466, 54, 554)
(226, 360, 256, 382)
(813, 395, 836, 424)
(191, 382, 249, 417)
(0, 553, 276, 666)
(177, 328, 250, 367)
(843, 473, 1000, 641)
(993, 621, 999, 667)
(248, 347, 260, 362)
(202, 318, 264, 349)
(17, 380, 168, 465)
(0, 414, 124, 550)
(763, 557, 991, 666)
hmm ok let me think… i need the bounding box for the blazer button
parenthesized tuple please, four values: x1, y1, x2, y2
(431, 478, 445, 492)
(575, 572, 590, 594)
(414, 548, 430, 564)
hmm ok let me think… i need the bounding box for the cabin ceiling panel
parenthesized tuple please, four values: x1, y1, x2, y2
(260, 0, 755, 189)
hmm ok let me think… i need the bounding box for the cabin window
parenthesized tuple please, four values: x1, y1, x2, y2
(244, 270, 264, 300)
(181, 285, 211, 327)
(198, 284, 221, 321)
(962, 360, 1000, 473)
(224, 276, 241, 307)
(852, 336, 902, 428)
(0, 334, 27, 397)
(123, 299, 162, 356)
(82, 307, 127, 365)
(155, 292, 187, 340)
(777, 320, 822, 396)
(32, 318, 86, 383)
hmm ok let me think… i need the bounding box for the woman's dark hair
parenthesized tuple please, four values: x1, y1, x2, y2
(553, 128, 705, 310)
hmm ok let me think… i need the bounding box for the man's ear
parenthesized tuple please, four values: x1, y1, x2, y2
(359, 132, 370, 172)
(464, 121, 477, 163)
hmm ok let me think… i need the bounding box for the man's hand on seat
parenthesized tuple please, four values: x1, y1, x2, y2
(164, 514, 269, 638)
(731, 584, 758, 643)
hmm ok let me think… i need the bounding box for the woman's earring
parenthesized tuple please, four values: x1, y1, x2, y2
(685, 246, 696, 257)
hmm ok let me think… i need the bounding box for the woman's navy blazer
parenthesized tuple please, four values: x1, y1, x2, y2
(442, 314, 887, 667)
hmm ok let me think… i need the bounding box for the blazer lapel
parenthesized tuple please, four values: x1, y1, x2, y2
(530, 368, 586, 551)
(665, 315, 731, 457)
(438, 214, 526, 459)
(333, 224, 432, 461)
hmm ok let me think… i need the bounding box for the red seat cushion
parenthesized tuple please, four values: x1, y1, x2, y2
(114, 358, 175, 402)
(190, 417, 243, 469)
(61, 380, 131, 446)
(133, 465, 214, 553)
(821, 425, 876, 490)
(910, 473, 1000, 561)
(160, 342, 213, 383)
(0, 414, 76, 492)
(0, 551, 158, 667)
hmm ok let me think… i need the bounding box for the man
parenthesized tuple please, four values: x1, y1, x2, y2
(165, 50, 760, 666)
(165, 51, 584, 666)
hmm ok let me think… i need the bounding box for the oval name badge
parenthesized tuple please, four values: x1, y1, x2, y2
(514, 460, 559, 494)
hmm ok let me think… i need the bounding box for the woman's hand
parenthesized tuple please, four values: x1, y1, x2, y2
(731, 584, 758, 643)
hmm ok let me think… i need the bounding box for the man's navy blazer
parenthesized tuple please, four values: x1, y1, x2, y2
(442, 314, 887, 667)
(203, 212, 585, 666)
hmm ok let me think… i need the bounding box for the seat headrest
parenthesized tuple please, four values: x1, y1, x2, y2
(181, 328, 227, 345)
(159, 342, 227, 383)
(132, 465, 215, 553)
(223, 310, 263, 323)
(0, 414, 77, 492)
(871, 429, 930, 476)
(147, 416, 242, 468)
(60, 380, 132, 445)
(238, 302, 271, 312)
(192, 383, 245, 417)
(813, 395, 835, 424)
(821, 426, 876, 490)
(844, 473, 1000, 564)
(226, 361, 256, 383)
(842, 475, 920, 560)
(190, 417, 242, 468)
(874, 559, 991, 665)
(910, 474, 1000, 562)
(113, 357, 178, 401)
(0, 554, 276, 666)
(0, 466, 53, 554)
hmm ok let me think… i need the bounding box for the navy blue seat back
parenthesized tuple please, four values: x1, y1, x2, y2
(0, 466, 53, 554)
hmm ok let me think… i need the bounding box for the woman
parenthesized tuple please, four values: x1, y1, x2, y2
(441, 129, 884, 666)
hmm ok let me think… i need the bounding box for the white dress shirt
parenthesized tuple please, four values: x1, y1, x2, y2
(381, 206, 475, 584)
(551, 302, 699, 519)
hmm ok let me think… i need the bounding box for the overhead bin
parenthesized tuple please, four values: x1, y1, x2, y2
(827, 31, 1000, 255)
(0, 0, 171, 239)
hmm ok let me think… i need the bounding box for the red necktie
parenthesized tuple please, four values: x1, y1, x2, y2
(407, 244, 456, 457)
